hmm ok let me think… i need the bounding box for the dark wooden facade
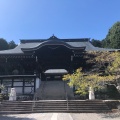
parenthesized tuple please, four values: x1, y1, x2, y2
(0, 35, 115, 96)
(0, 36, 86, 78)
(0, 36, 87, 96)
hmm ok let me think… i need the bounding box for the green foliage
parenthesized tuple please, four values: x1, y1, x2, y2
(0, 38, 17, 50)
(102, 21, 120, 49)
(63, 68, 114, 95)
(63, 51, 120, 96)
(63, 68, 89, 95)
(0, 38, 9, 50)
(91, 21, 120, 48)
(8, 40, 17, 49)
(91, 39, 102, 47)
(106, 52, 120, 87)
(0, 84, 5, 90)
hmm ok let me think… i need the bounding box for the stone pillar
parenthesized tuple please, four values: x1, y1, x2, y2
(9, 88, 16, 101)
(89, 87, 95, 100)
(116, 84, 120, 93)
(36, 77, 41, 89)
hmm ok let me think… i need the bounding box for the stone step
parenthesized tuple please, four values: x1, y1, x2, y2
(0, 110, 110, 114)
(0, 100, 111, 113)
(33, 106, 109, 109)
(0, 110, 111, 113)
(37, 81, 74, 100)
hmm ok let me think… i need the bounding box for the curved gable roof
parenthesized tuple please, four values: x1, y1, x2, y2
(21, 39, 86, 52)
(0, 36, 119, 55)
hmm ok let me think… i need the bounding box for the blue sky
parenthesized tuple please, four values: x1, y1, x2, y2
(0, 0, 120, 43)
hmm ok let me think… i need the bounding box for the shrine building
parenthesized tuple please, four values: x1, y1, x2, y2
(0, 35, 116, 99)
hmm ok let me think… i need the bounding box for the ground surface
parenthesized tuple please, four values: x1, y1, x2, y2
(0, 113, 120, 120)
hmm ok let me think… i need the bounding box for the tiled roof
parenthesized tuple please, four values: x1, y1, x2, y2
(44, 69, 68, 74)
(0, 37, 118, 54)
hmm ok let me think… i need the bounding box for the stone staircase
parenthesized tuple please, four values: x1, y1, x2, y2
(36, 81, 74, 100)
(0, 101, 33, 114)
(0, 100, 111, 114)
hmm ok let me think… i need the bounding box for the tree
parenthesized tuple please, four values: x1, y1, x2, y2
(0, 38, 9, 50)
(91, 39, 102, 47)
(102, 21, 120, 49)
(63, 68, 114, 95)
(8, 40, 17, 49)
(106, 52, 120, 83)
(63, 51, 120, 96)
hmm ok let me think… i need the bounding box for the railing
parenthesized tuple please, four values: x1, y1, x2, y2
(66, 91, 68, 110)
(40, 81, 46, 100)
(118, 105, 120, 114)
(32, 89, 38, 112)
(31, 80, 46, 112)
(0, 71, 34, 75)
(64, 81, 68, 110)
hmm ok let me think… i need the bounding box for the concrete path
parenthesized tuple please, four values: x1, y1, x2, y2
(0, 113, 120, 120)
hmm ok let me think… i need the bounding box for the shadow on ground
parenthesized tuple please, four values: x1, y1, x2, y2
(0, 114, 36, 120)
(100, 112, 120, 119)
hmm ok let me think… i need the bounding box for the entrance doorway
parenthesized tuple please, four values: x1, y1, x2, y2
(35, 69, 74, 100)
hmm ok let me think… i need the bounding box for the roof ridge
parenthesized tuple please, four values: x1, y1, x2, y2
(20, 38, 90, 43)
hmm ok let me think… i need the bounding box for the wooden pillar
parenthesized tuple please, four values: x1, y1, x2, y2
(34, 76, 36, 92)
(23, 78, 25, 94)
(41, 73, 45, 81)
(11, 78, 14, 88)
(0, 79, 2, 84)
(0, 79, 3, 93)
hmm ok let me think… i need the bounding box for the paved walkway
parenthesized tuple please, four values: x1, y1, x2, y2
(0, 113, 120, 120)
